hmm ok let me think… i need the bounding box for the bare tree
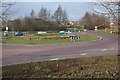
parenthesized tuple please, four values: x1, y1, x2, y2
(53, 5, 63, 22)
(80, 12, 109, 30)
(92, 1, 119, 24)
(24, 15, 32, 31)
(62, 8, 69, 22)
(0, 1, 16, 23)
(13, 19, 22, 31)
(80, 12, 92, 28)
(47, 10, 51, 21)
(30, 9, 36, 19)
(38, 7, 48, 21)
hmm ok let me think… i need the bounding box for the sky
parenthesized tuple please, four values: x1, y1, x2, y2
(4, 0, 118, 2)
(6, 2, 99, 21)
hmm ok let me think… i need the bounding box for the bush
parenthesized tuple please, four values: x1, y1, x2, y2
(112, 29, 120, 34)
(84, 26, 94, 30)
(2, 26, 6, 31)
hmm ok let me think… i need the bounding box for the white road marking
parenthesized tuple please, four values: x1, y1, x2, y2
(101, 49, 108, 51)
(111, 48, 116, 50)
(50, 58, 59, 61)
(97, 36, 100, 38)
(81, 53, 87, 55)
(100, 37, 103, 40)
(93, 40, 97, 41)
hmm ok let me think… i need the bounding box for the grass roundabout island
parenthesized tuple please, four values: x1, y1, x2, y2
(2, 33, 97, 45)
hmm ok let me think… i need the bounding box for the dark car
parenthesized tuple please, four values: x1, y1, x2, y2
(15, 32, 24, 36)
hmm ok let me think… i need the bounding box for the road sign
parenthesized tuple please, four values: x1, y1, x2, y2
(95, 26, 98, 31)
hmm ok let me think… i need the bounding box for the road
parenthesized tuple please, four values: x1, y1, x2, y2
(2, 31, 118, 66)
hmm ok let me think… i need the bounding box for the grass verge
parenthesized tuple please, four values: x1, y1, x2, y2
(96, 29, 112, 35)
(2, 56, 119, 78)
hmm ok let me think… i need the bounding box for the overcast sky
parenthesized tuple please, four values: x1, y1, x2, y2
(6, 2, 99, 21)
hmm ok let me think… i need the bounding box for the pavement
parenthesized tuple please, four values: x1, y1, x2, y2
(2, 31, 118, 66)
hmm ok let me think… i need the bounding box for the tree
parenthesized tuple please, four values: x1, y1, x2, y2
(0, 1, 16, 23)
(53, 5, 63, 22)
(80, 12, 109, 30)
(13, 19, 22, 31)
(92, 1, 119, 24)
(24, 16, 32, 31)
(47, 10, 51, 21)
(38, 7, 48, 21)
(62, 9, 69, 21)
(30, 9, 36, 19)
(80, 12, 92, 29)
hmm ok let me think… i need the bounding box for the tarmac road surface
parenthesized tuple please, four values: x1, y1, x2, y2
(2, 31, 118, 66)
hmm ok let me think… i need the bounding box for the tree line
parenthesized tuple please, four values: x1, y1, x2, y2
(6, 5, 69, 31)
(79, 12, 110, 30)
(2, 4, 112, 31)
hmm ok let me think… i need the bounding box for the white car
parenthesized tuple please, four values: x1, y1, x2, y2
(38, 31, 47, 34)
(84, 29, 88, 32)
(66, 31, 72, 34)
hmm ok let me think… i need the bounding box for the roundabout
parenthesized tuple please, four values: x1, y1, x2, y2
(2, 31, 118, 66)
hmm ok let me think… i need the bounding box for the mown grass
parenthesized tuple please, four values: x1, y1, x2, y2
(2, 34, 97, 45)
(2, 56, 119, 78)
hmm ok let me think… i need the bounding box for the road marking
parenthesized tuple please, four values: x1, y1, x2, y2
(93, 40, 97, 41)
(50, 58, 59, 61)
(97, 36, 100, 38)
(100, 37, 103, 39)
(101, 49, 108, 51)
(81, 53, 87, 55)
(110, 48, 115, 50)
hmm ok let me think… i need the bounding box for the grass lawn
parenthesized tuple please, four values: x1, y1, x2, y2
(2, 34, 97, 45)
(2, 56, 119, 78)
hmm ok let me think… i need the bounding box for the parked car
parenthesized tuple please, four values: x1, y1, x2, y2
(38, 31, 47, 34)
(84, 29, 88, 32)
(15, 32, 24, 36)
(59, 31, 67, 34)
(66, 31, 72, 34)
